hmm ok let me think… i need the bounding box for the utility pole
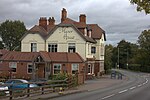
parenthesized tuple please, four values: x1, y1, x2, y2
(127, 48, 128, 69)
(118, 47, 119, 69)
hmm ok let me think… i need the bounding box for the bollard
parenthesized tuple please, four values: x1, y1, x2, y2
(58, 87, 63, 95)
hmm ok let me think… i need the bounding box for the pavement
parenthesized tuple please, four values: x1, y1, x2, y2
(8, 74, 127, 100)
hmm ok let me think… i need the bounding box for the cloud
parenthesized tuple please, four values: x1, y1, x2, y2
(0, 0, 150, 45)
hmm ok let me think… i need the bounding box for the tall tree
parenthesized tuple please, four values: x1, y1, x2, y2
(104, 44, 114, 72)
(137, 29, 150, 66)
(130, 0, 150, 14)
(0, 41, 4, 49)
(117, 40, 131, 69)
(0, 20, 26, 51)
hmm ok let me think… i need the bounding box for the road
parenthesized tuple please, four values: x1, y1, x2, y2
(51, 70, 150, 100)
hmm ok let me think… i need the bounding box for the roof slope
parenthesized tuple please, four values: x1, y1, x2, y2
(0, 51, 39, 62)
(0, 51, 84, 63)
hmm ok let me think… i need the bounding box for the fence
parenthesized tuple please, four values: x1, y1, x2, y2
(0, 77, 77, 100)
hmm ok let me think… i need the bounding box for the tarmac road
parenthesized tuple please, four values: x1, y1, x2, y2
(51, 70, 150, 100)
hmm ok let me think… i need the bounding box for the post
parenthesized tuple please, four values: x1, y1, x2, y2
(9, 85, 13, 100)
(27, 84, 30, 97)
(127, 49, 128, 69)
(117, 47, 119, 69)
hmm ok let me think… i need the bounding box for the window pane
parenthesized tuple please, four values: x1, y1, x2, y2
(53, 64, 61, 74)
(48, 44, 57, 52)
(28, 64, 32, 73)
(72, 64, 79, 74)
(31, 43, 37, 52)
(68, 43, 76, 53)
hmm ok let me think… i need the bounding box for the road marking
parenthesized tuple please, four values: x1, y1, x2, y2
(118, 89, 128, 94)
(138, 84, 142, 87)
(146, 78, 148, 83)
(101, 94, 115, 100)
(130, 86, 136, 90)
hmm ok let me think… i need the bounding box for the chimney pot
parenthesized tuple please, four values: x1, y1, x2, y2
(48, 17, 55, 25)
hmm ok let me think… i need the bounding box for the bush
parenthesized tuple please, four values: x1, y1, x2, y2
(128, 64, 141, 71)
(52, 73, 68, 80)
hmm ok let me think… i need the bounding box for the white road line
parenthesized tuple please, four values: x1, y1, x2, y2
(118, 89, 128, 94)
(143, 82, 146, 85)
(138, 84, 142, 87)
(130, 86, 136, 90)
(101, 94, 115, 100)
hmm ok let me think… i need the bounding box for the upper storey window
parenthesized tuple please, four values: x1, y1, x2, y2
(48, 43, 57, 52)
(31, 43, 37, 52)
(68, 43, 76, 53)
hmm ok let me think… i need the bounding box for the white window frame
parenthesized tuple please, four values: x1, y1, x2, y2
(53, 64, 61, 74)
(71, 64, 79, 74)
(48, 43, 58, 52)
(9, 62, 17, 73)
(31, 43, 37, 52)
(68, 43, 76, 53)
(27, 63, 33, 74)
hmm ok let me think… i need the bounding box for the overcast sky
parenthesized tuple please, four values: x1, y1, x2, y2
(0, 0, 150, 45)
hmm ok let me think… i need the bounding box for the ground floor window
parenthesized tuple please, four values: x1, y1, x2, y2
(53, 64, 61, 74)
(27, 63, 33, 74)
(72, 64, 79, 74)
(9, 62, 17, 73)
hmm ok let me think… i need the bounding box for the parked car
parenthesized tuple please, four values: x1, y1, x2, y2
(0, 82, 9, 95)
(5, 79, 38, 89)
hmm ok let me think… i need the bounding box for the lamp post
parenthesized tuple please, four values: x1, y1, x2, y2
(126, 48, 128, 69)
(117, 47, 119, 69)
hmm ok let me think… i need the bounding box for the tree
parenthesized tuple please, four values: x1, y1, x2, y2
(130, 0, 150, 14)
(0, 20, 26, 51)
(0, 41, 4, 49)
(137, 29, 150, 67)
(104, 44, 114, 72)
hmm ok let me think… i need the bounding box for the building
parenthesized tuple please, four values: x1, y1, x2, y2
(21, 8, 106, 79)
(0, 51, 85, 84)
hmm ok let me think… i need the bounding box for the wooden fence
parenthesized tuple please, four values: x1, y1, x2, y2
(0, 77, 77, 100)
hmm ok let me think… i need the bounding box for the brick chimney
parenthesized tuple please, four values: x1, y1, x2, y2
(48, 17, 55, 25)
(61, 8, 67, 22)
(39, 17, 47, 30)
(79, 14, 86, 23)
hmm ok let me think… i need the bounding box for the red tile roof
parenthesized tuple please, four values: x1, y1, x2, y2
(0, 51, 84, 63)
(0, 51, 39, 62)
(0, 49, 8, 56)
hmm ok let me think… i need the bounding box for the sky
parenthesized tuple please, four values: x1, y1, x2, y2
(0, 0, 150, 45)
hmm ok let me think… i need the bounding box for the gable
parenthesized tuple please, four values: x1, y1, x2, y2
(46, 26, 86, 43)
(21, 33, 45, 43)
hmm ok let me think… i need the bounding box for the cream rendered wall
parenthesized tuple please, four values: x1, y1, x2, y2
(21, 33, 45, 52)
(93, 34, 105, 60)
(46, 27, 87, 60)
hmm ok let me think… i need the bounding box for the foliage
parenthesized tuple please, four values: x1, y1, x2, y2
(51, 73, 68, 80)
(0, 20, 26, 51)
(136, 30, 150, 67)
(0, 41, 4, 49)
(128, 64, 141, 71)
(104, 44, 114, 71)
(130, 0, 150, 14)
